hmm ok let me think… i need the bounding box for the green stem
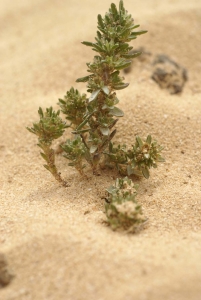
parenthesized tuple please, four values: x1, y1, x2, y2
(41, 143, 69, 187)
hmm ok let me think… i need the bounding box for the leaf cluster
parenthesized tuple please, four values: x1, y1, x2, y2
(27, 107, 68, 144)
(27, 107, 68, 186)
(61, 137, 86, 174)
(105, 177, 146, 232)
(58, 88, 87, 128)
(105, 135, 165, 178)
(77, 0, 147, 93)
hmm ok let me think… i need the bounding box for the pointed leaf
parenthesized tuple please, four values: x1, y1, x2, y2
(110, 70, 120, 78)
(119, 0, 125, 13)
(109, 107, 124, 117)
(76, 75, 91, 83)
(97, 14, 104, 28)
(38, 107, 43, 118)
(92, 44, 105, 53)
(89, 89, 100, 102)
(113, 83, 129, 90)
(26, 127, 34, 134)
(121, 28, 130, 37)
(131, 30, 148, 36)
(44, 165, 50, 171)
(82, 41, 94, 47)
(133, 25, 140, 29)
(102, 86, 110, 95)
(142, 167, 150, 179)
(58, 98, 66, 105)
(122, 52, 142, 59)
(136, 136, 143, 148)
(115, 61, 131, 70)
(146, 135, 152, 144)
(40, 152, 47, 161)
(97, 31, 102, 39)
(111, 3, 118, 16)
(76, 111, 94, 130)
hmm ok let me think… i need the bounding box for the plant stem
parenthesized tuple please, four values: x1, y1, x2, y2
(41, 142, 69, 187)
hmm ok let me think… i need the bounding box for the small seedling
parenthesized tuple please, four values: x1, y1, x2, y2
(27, 1, 164, 231)
(105, 177, 146, 232)
(27, 107, 69, 186)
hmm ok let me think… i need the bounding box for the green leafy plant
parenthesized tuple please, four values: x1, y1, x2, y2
(27, 107, 69, 186)
(27, 1, 164, 231)
(105, 177, 146, 232)
(105, 135, 164, 178)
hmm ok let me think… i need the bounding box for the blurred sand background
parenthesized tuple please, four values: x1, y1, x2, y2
(0, 0, 201, 299)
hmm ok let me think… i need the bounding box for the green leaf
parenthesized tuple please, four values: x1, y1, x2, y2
(89, 89, 100, 102)
(109, 107, 124, 117)
(58, 98, 66, 105)
(97, 26, 107, 35)
(97, 14, 104, 28)
(142, 167, 150, 179)
(111, 3, 118, 16)
(38, 107, 43, 118)
(110, 70, 120, 78)
(146, 135, 152, 144)
(121, 28, 131, 38)
(40, 152, 47, 161)
(131, 30, 148, 36)
(76, 111, 94, 130)
(97, 31, 102, 39)
(102, 86, 110, 95)
(133, 25, 140, 29)
(119, 0, 125, 13)
(76, 75, 91, 83)
(26, 127, 34, 134)
(92, 44, 105, 53)
(121, 52, 142, 59)
(113, 83, 129, 90)
(136, 136, 143, 148)
(115, 61, 131, 70)
(82, 41, 94, 47)
(44, 165, 50, 171)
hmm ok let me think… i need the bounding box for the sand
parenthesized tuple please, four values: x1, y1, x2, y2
(0, 0, 201, 299)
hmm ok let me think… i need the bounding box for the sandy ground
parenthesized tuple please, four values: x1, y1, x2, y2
(0, 0, 201, 299)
